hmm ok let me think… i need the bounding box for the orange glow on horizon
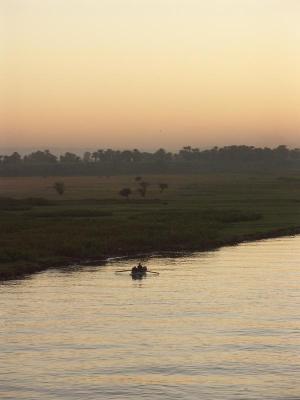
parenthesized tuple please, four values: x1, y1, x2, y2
(1, 0, 300, 149)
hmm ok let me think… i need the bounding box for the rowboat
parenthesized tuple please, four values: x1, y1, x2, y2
(115, 267, 159, 278)
(131, 269, 147, 279)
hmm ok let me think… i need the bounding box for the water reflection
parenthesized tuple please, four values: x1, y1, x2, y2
(131, 274, 145, 280)
(1, 236, 300, 399)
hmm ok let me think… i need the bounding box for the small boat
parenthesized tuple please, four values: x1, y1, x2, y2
(115, 266, 158, 278)
(131, 267, 147, 279)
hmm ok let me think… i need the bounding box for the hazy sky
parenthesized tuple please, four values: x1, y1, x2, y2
(1, 0, 300, 150)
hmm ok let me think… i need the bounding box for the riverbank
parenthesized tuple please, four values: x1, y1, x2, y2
(1, 174, 300, 281)
(1, 226, 300, 281)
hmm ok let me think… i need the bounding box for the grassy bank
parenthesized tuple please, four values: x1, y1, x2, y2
(1, 174, 300, 280)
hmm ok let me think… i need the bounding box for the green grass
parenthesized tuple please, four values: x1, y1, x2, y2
(1, 173, 300, 279)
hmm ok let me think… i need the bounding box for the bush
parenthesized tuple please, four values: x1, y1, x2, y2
(54, 182, 65, 196)
(119, 188, 132, 199)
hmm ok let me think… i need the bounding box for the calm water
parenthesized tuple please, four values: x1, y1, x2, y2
(1, 237, 300, 400)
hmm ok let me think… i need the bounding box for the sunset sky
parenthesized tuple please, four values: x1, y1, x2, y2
(1, 0, 300, 150)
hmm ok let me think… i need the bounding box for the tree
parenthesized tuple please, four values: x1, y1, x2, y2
(54, 182, 65, 196)
(119, 188, 132, 199)
(60, 152, 80, 163)
(83, 151, 91, 163)
(121, 150, 133, 162)
(3, 152, 21, 164)
(138, 181, 150, 197)
(154, 148, 167, 161)
(159, 183, 168, 193)
(24, 150, 57, 164)
(132, 148, 141, 162)
(91, 151, 99, 162)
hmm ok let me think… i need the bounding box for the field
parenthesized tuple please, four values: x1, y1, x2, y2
(1, 174, 300, 279)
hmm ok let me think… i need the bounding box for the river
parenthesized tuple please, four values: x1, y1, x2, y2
(1, 236, 300, 399)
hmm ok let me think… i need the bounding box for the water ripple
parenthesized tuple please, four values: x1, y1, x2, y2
(1, 236, 300, 399)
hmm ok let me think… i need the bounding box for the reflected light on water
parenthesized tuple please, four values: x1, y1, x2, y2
(1, 236, 300, 399)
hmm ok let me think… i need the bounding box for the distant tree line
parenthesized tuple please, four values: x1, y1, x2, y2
(1, 145, 300, 176)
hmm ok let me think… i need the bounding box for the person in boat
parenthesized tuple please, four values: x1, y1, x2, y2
(138, 263, 147, 273)
(131, 265, 138, 274)
(132, 263, 147, 274)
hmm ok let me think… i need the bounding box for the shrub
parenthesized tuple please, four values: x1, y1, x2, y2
(119, 188, 132, 199)
(54, 182, 65, 196)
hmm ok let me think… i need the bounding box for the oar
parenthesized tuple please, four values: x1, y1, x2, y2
(115, 269, 132, 273)
(147, 270, 159, 275)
